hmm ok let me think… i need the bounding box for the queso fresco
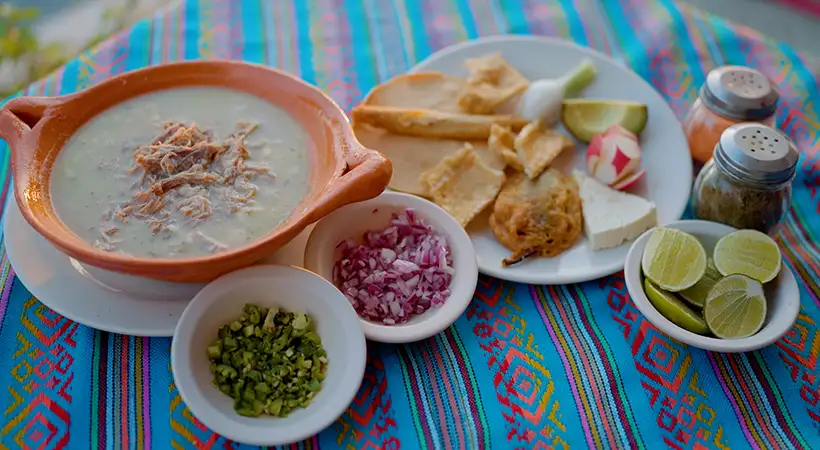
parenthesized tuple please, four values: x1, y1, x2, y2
(49, 86, 312, 258)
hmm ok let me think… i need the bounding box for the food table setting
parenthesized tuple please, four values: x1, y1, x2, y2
(0, 0, 819, 448)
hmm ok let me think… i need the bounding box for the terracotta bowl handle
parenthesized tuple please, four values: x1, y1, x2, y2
(307, 143, 393, 223)
(0, 96, 66, 168)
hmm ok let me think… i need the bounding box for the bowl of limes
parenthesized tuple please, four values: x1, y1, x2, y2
(624, 220, 800, 352)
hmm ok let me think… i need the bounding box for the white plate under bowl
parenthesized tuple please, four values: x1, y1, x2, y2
(410, 35, 692, 284)
(3, 197, 309, 336)
(624, 220, 800, 352)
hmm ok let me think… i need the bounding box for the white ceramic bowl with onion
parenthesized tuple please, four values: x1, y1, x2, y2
(304, 191, 479, 343)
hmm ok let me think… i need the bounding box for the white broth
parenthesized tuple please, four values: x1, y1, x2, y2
(50, 86, 311, 258)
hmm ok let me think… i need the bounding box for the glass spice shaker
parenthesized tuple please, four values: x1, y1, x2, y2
(683, 66, 779, 164)
(691, 123, 798, 234)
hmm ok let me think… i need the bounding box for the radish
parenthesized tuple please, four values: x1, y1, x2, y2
(586, 125, 643, 189)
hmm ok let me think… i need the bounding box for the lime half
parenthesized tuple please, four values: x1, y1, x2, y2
(704, 274, 767, 339)
(713, 229, 782, 283)
(679, 259, 722, 308)
(561, 99, 648, 143)
(641, 228, 707, 292)
(644, 278, 710, 335)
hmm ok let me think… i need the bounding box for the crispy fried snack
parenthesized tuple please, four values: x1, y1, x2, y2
(419, 145, 505, 227)
(458, 53, 530, 114)
(488, 124, 523, 171)
(354, 124, 504, 196)
(490, 170, 583, 266)
(351, 105, 528, 140)
(514, 122, 575, 180)
(362, 72, 465, 113)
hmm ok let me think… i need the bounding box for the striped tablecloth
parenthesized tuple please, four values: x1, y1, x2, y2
(1, 1, 819, 448)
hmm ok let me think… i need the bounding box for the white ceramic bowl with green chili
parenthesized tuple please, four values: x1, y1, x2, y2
(171, 265, 367, 446)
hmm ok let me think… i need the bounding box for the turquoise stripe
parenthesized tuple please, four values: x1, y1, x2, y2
(404, 0, 432, 61)
(345, 0, 377, 100)
(499, 0, 530, 36)
(261, 0, 277, 67)
(149, 339, 172, 449)
(105, 337, 114, 448)
(292, 0, 316, 84)
(150, 13, 164, 64)
(453, 0, 479, 39)
(658, 0, 708, 85)
(240, 0, 264, 63)
(183, 0, 200, 60)
(362, 0, 390, 81)
(434, 332, 480, 446)
(128, 338, 137, 447)
(128, 19, 151, 70)
(551, 285, 633, 446)
(557, 0, 589, 45)
(600, 1, 650, 78)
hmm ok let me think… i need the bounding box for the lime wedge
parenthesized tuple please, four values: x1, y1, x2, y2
(713, 229, 782, 283)
(644, 278, 710, 335)
(561, 99, 648, 143)
(641, 228, 707, 292)
(704, 274, 767, 339)
(679, 259, 722, 308)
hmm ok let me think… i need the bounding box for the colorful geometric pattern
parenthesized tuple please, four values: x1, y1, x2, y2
(0, 0, 819, 448)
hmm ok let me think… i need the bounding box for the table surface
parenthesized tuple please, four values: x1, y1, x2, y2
(1, 0, 819, 449)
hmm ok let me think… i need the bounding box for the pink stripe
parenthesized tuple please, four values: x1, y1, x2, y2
(530, 285, 596, 445)
(142, 338, 152, 448)
(0, 262, 15, 327)
(777, 0, 820, 16)
(707, 354, 761, 449)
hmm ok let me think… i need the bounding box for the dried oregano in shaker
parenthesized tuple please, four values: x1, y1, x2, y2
(692, 123, 798, 234)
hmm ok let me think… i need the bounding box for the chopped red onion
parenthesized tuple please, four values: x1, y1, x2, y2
(332, 208, 454, 325)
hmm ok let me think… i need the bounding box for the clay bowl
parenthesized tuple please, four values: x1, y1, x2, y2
(0, 61, 392, 282)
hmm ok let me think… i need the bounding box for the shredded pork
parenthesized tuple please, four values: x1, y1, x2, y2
(97, 121, 272, 253)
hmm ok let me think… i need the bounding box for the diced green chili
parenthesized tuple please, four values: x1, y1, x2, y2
(207, 304, 328, 418)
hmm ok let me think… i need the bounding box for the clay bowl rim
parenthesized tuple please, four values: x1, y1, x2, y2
(2, 60, 382, 273)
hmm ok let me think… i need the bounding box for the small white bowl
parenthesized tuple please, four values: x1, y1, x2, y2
(624, 220, 800, 353)
(304, 191, 478, 343)
(171, 265, 366, 446)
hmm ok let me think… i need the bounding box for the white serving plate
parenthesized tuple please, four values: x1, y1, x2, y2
(3, 197, 309, 337)
(410, 35, 692, 284)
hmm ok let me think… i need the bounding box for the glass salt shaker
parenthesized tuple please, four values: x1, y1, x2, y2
(683, 66, 779, 164)
(691, 123, 798, 234)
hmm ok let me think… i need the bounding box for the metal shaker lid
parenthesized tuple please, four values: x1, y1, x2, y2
(714, 123, 798, 186)
(700, 66, 779, 121)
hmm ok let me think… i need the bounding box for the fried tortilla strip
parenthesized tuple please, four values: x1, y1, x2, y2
(351, 105, 528, 140)
(354, 124, 504, 196)
(362, 72, 465, 113)
(514, 122, 575, 180)
(488, 124, 523, 171)
(490, 170, 583, 266)
(458, 53, 530, 115)
(419, 145, 505, 227)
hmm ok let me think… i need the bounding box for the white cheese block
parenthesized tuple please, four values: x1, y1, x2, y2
(573, 170, 657, 250)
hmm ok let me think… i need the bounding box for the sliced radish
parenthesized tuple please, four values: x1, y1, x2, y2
(612, 169, 646, 191)
(586, 125, 642, 187)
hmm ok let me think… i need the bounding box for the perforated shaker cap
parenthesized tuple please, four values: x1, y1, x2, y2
(701, 66, 779, 121)
(714, 123, 798, 186)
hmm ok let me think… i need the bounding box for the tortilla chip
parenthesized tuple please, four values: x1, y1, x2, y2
(419, 145, 505, 227)
(362, 72, 465, 113)
(488, 124, 523, 171)
(351, 105, 528, 140)
(354, 124, 504, 196)
(458, 53, 530, 115)
(514, 122, 575, 180)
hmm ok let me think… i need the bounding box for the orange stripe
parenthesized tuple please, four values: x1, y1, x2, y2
(547, 286, 619, 447)
(417, 344, 453, 445)
(726, 356, 779, 446)
(431, 338, 467, 448)
(122, 338, 130, 449)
